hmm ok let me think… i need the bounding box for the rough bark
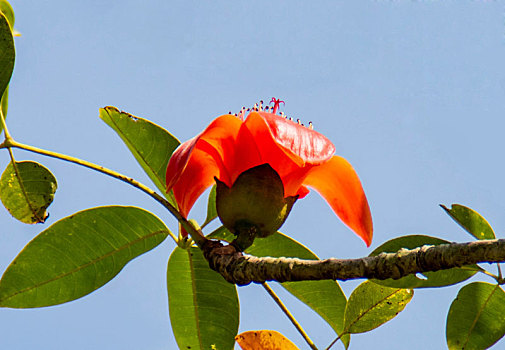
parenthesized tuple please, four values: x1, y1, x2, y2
(201, 238, 505, 285)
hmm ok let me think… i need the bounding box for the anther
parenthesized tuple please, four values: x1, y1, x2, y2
(297, 119, 301, 125)
(308, 122, 313, 130)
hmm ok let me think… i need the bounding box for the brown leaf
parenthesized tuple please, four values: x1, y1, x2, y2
(236, 330, 299, 350)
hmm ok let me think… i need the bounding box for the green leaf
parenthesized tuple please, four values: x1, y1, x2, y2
(370, 235, 478, 288)
(201, 185, 217, 228)
(1, 85, 8, 119)
(0, 10, 14, 134)
(441, 204, 495, 240)
(167, 246, 239, 350)
(0, 161, 57, 224)
(209, 227, 350, 348)
(343, 280, 413, 334)
(99, 106, 180, 206)
(0, 0, 14, 120)
(0, 0, 14, 29)
(0, 206, 169, 308)
(207, 225, 235, 241)
(0, 10, 13, 95)
(446, 282, 505, 350)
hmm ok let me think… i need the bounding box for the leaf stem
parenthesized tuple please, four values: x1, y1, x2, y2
(6, 143, 15, 161)
(0, 109, 43, 221)
(0, 139, 206, 246)
(325, 335, 342, 350)
(261, 282, 318, 350)
(0, 106, 13, 141)
(475, 267, 501, 282)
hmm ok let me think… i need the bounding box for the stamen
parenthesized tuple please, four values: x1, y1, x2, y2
(269, 97, 285, 114)
(236, 107, 247, 120)
(231, 98, 309, 123)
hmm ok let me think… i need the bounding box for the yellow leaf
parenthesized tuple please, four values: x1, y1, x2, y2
(235, 330, 299, 350)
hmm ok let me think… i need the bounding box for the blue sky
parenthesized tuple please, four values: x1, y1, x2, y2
(1, 1, 505, 349)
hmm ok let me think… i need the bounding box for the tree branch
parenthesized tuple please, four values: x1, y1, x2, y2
(201, 239, 505, 285)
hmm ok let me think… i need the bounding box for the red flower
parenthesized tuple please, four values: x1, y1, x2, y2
(166, 103, 373, 246)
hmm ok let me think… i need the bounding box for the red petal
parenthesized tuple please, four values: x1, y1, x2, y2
(244, 112, 335, 197)
(244, 113, 308, 189)
(166, 114, 244, 221)
(172, 144, 222, 218)
(259, 112, 336, 165)
(227, 121, 263, 184)
(192, 115, 263, 187)
(280, 165, 314, 197)
(166, 114, 243, 191)
(303, 156, 373, 246)
(165, 137, 196, 191)
(296, 185, 310, 199)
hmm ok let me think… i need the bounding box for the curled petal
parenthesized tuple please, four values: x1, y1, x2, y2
(303, 156, 373, 246)
(258, 111, 336, 165)
(194, 114, 244, 183)
(166, 114, 242, 191)
(172, 145, 222, 219)
(165, 137, 197, 191)
(244, 112, 333, 197)
(228, 122, 263, 185)
(244, 113, 310, 184)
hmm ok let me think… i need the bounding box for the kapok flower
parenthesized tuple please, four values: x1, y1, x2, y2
(166, 99, 373, 246)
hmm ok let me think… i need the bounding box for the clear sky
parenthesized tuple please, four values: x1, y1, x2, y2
(1, 1, 505, 349)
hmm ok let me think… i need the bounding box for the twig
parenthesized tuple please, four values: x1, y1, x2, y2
(0, 139, 208, 246)
(262, 282, 318, 350)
